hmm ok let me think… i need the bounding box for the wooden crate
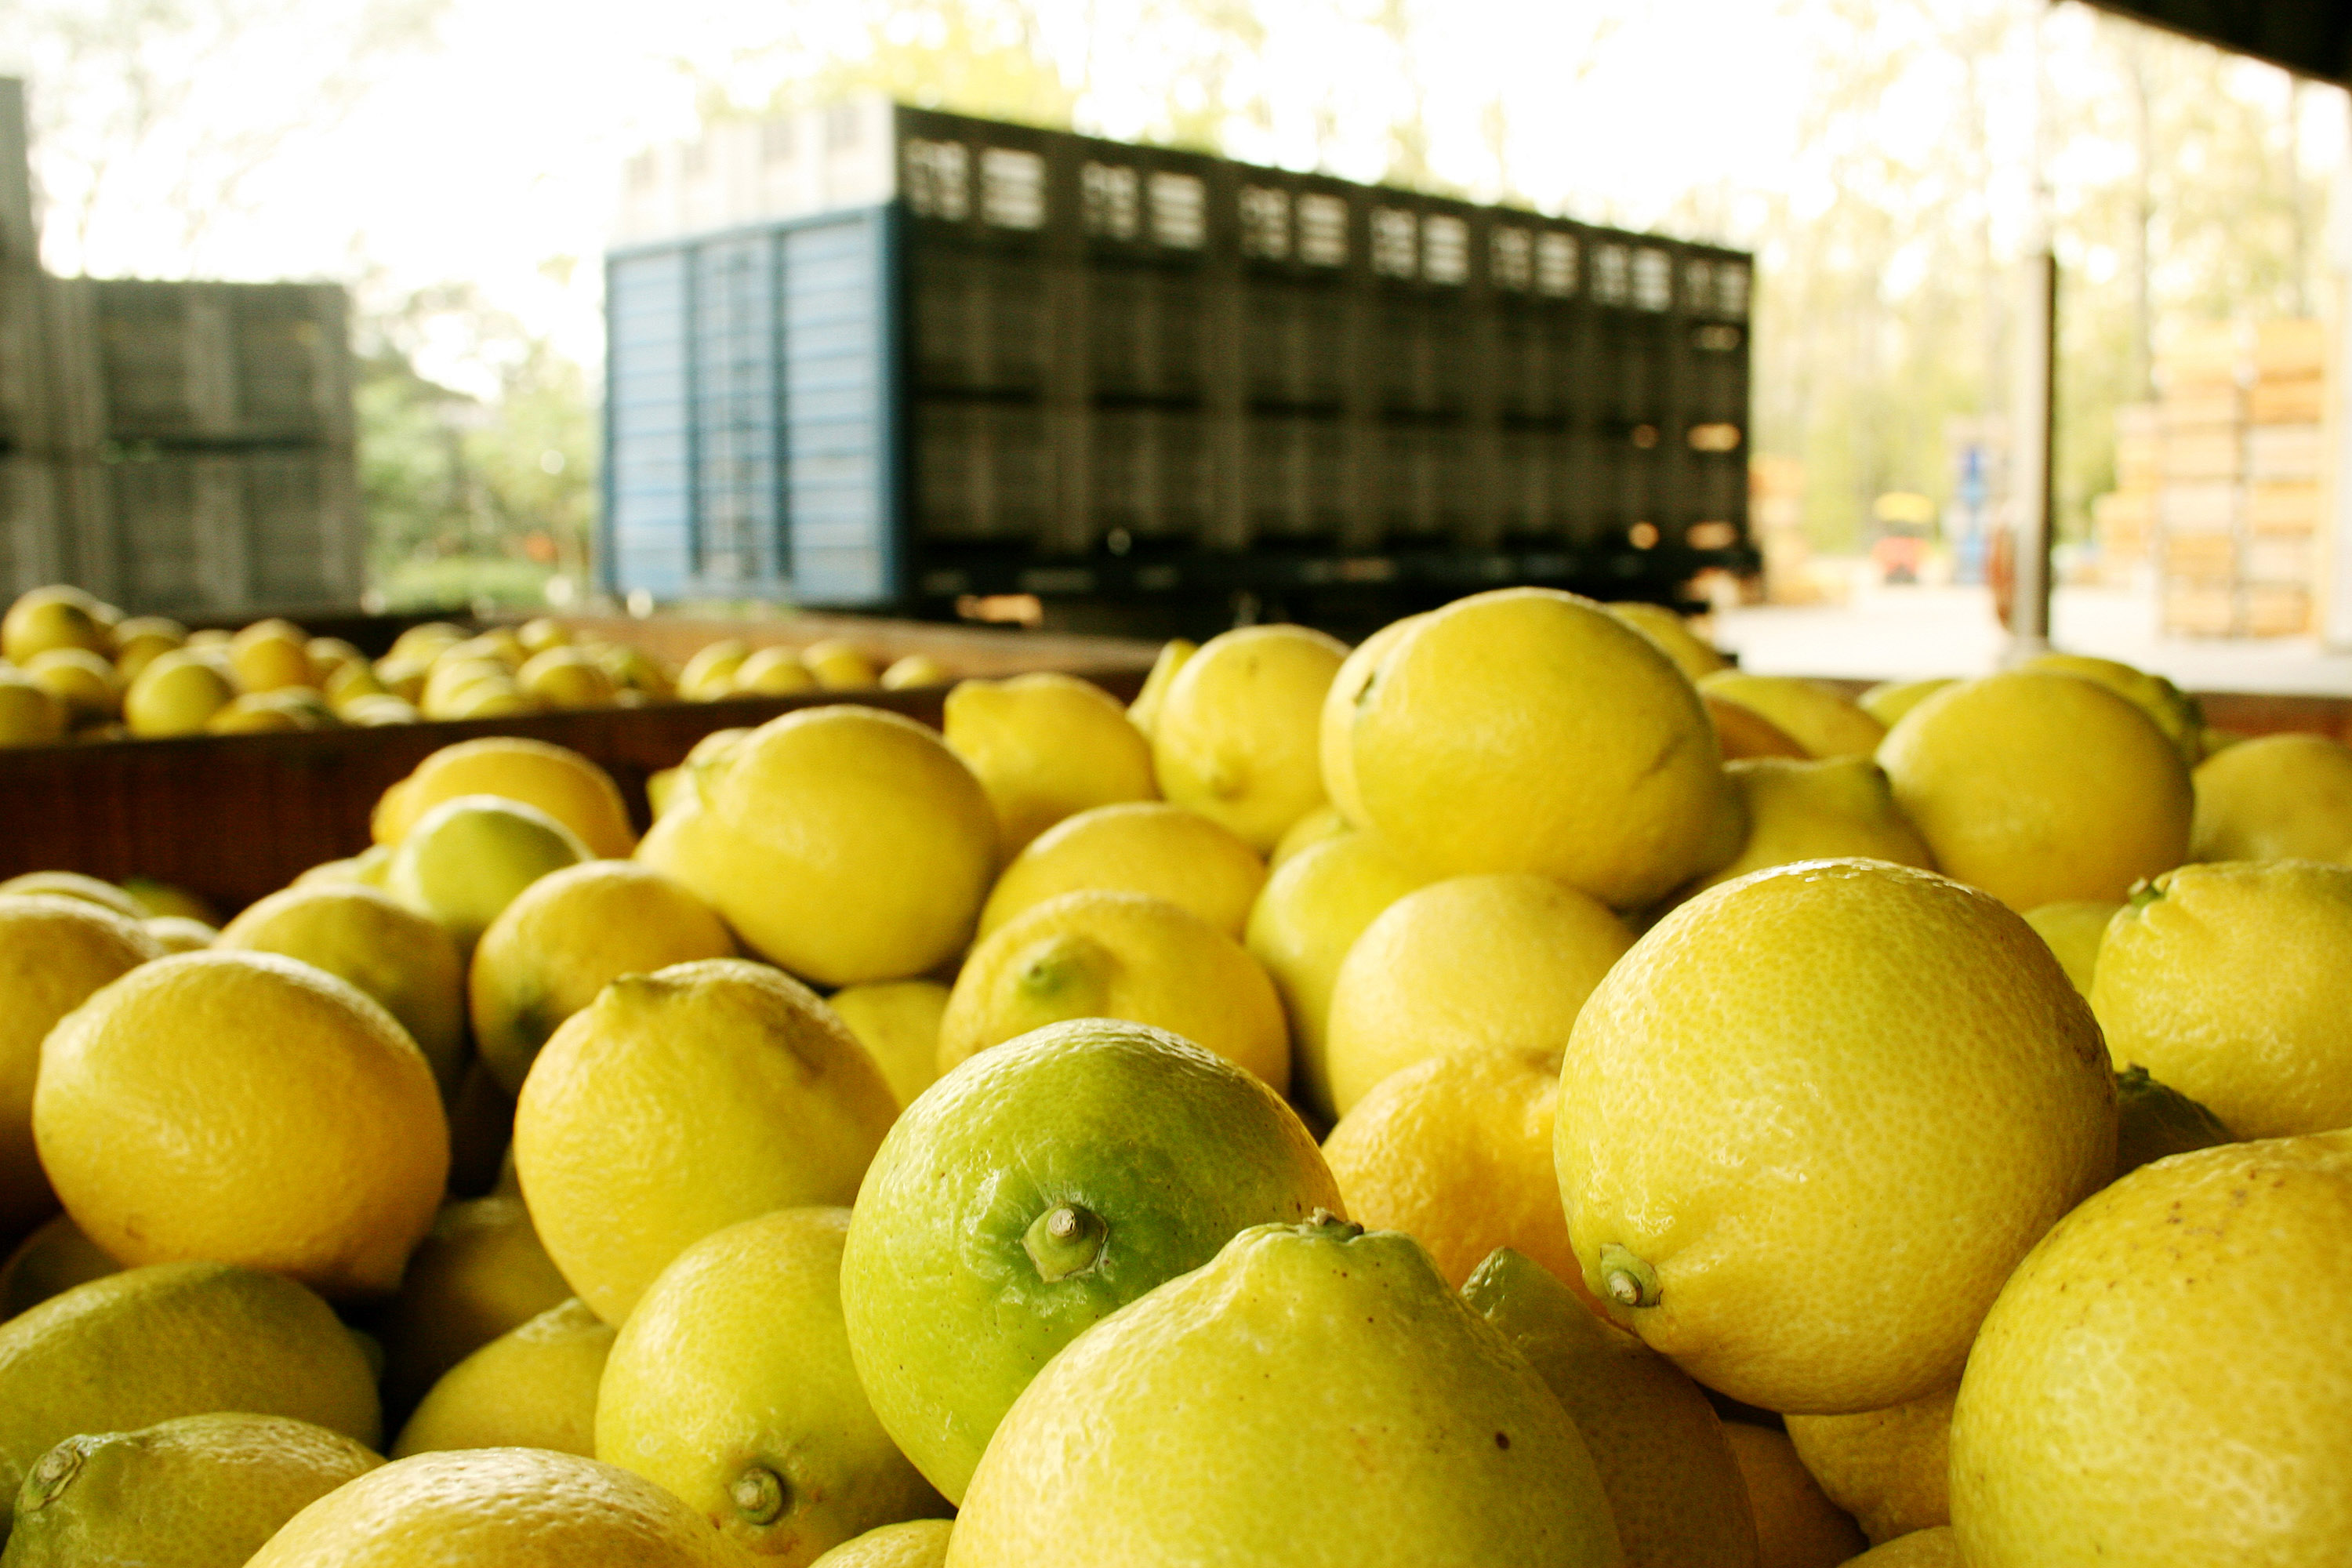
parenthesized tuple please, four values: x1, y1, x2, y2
(2248, 482, 2325, 535)
(2157, 482, 2240, 532)
(2160, 429, 2242, 481)
(2156, 322, 2245, 392)
(2161, 584, 2238, 637)
(2244, 585, 2314, 637)
(2249, 376, 2327, 425)
(2159, 533, 2238, 582)
(2243, 535, 2314, 583)
(2248, 424, 2325, 483)
(2159, 392, 2243, 432)
(2254, 319, 2327, 381)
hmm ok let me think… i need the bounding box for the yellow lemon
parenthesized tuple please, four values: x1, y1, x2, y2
(139, 916, 212, 953)
(1685, 756, 1936, 900)
(597, 1209, 948, 1565)
(386, 621, 465, 663)
(228, 622, 314, 693)
(2111, 1064, 2233, 1179)
(369, 655, 430, 702)
(1269, 801, 1347, 867)
(385, 796, 590, 951)
(733, 644, 818, 695)
(1465, 1247, 1759, 1568)
(306, 635, 365, 680)
(1879, 671, 2191, 909)
(1700, 671, 1886, 759)
(0, 873, 140, 919)
(25, 648, 118, 726)
(1785, 1385, 1955, 1545)
(419, 655, 512, 716)
(1857, 677, 1955, 729)
(1721, 1424, 1867, 1568)
(1705, 694, 1810, 761)
(826, 981, 953, 1109)
(1557, 860, 2116, 1413)
(216, 884, 470, 1099)
(976, 800, 1265, 941)
(245, 1447, 748, 1568)
(519, 646, 619, 709)
(514, 958, 895, 1323)
(939, 889, 1289, 1093)
(392, 1298, 612, 1459)
(2189, 731, 2352, 864)
(2090, 860, 2352, 1138)
(1324, 873, 1631, 1116)
(2017, 651, 2203, 760)
(372, 737, 637, 858)
(634, 706, 995, 985)
(814, 1521, 953, 1567)
(1151, 624, 1345, 852)
(0, 672, 65, 746)
(0, 1213, 119, 1319)
(1846, 1530, 1961, 1566)
(0, 1262, 381, 1534)
(340, 693, 419, 727)
(1340, 588, 1729, 909)
(804, 639, 880, 689)
(516, 616, 571, 653)
(880, 653, 951, 690)
(679, 639, 753, 699)
(1243, 829, 1428, 1117)
(34, 952, 448, 1299)
(1949, 1132, 2352, 1566)
(2, 1413, 379, 1568)
(205, 691, 320, 734)
(1318, 615, 1422, 827)
(948, 1216, 1621, 1568)
(434, 678, 539, 720)
(944, 673, 1157, 857)
(1606, 601, 1730, 681)
(0, 895, 162, 1238)
(120, 877, 216, 924)
(1325, 1053, 1577, 1289)
(601, 644, 676, 699)
(2021, 899, 2118, 997)
(469, 860, 737, 1098)
(2, 590, 107, 666)
(1123, 637, 1195, 738)
(375, 1196, 574, 1419)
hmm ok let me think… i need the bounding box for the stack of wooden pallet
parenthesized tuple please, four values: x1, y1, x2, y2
(2151, 322, 2247, 636)
(2241, 321, 2328, 636)
(2091, 403, 2159, 582)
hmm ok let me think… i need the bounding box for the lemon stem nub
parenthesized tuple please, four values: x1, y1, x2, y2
(1599, 1244, 1662, 1308)
(731, 1465, 789, 1525)
(1025, 1203, 1108, 1282)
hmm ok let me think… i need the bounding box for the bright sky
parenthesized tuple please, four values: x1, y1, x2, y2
(3, 0, 2343, 397)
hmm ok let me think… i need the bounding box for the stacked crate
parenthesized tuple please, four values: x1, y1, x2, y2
(2153, 323, 2246, 636)
(2241, 321, 2328, 636)
(2090, 403, 2158, 582)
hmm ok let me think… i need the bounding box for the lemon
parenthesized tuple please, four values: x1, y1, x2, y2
(228, 622, 314, 693)
(441, 630, 524, 670)
(735, 644, 819, 695)
(108, 617, 185, 683)
(2111, 1065, 2233, 1178)
(815, 1520, 953, 1567)
(136, 914, 212, 953)
(216, 884, 469, 1098)
(1464, 1247, 1758, 1568)
(1704, 693, 1810, 761)
(601, 644, 675, 699)
(183, 626, 230, 649)
(1318, 616, 1422, 826)
(24, 648, 117, 726)
(0, 1262, 380, 1534)
(2189, 731, 2352, 864)
(949, 1215, 1621, 1568)
(1720, 1424, 1867, 1568)
(386, 795, 590, 950)
(1557, 860, 2116, 1413)
(392, 1298, 612, 1459)
(374, 1196, 574, 1418)
(827, 981, 953, 1109)
(1242, 829, 1428, 1116)
(2090, 860, 2352, 1138)
(1700, 671, 1885, 760)
(2, 590, 107, 666)
(976, 800, 1265, 940)
(880, 653, 951, 690)
(1878, 672, 2191, 909)
(1784, 1385, 1955, 1545)
(1324, 873, 1629, 1116)
(419, 659, 514, 717)
(1857, 677, 1955, 729)
(939, 889, 1290, 1091)
(386, 619, 464, 663)
(244, 1447, 748, 1568)
(840, 1019, 1341, 1503)
(680, 639, 753, 699)
(1606, 601, 1730, 681)
(0, 873, 140, 919)
(372, 737, 637, 858)
(804, 638, 879, 689)
(1845, 1530, 1961, 1566)
(635, 706, 996, 985)
(944, 673, 1157, 858)
(119, 877, 214, 924)
(1150, 625, 1346, 852)
(0, 895, 161, 1238)
(0, 673, 64, 747)
(2017, 651, 2203, 760)
(1269, 801, 1346, 866)
(1950, 1131, 2352, 1565)
(651, 727, 753, 819)
(469, 860, 736, 1097)
(514, 958, 895, 1323)
(34, 952, 448, 1299)
(369, 655, 430, 702)
(2020, 899, 2116, 997)
(0, 1214, 117, 1319)
(1324, 1054, 1576, 1288)
(1685, 757, 1936, 901)
(1123, 637, 1195, 737)
(208, 690, 326, 733)
(2, 1413, 379, 1568)
(519, 646, 618, 709)
(437, 679, 540, 720)
(324, 658, 389, 710)
(341, 694, 419, 726)
(1340, 588, 1729, 909)
(600, 1209, 947, 1564)
(307, 635, 365, 678)
(517, 617, 571, 653)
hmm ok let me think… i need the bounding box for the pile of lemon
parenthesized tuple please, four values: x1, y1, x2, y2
(0, 584, 949, 745)
(4, 585, 2352, 1568)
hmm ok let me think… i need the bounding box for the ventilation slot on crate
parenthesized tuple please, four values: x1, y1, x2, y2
(1632, 247, 1672, 311)
(1537, 233, 1577, 297)
(1240, 187, 1290, 260)
(981, 149, 1045, 230)
(905, 140, 970, 220)
(1423, 216, 1468, 285)
(1372, 209, 1417, 278)
(1493, 227, 1533, 292)
(1592, 243, 1629, 305)
(1082, 163, 1139, 240)
(1150, 173, 1206, 249)
(1298, 194, 1348, 266)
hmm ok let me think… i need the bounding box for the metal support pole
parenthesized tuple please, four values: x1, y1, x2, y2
(2010, 250, 2057, 652)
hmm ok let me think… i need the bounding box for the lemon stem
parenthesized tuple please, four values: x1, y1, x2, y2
(1025, 1203, 1108, 1282)
(1599, 1244, 1662, 1308)
(731, 1465, 788, 1526)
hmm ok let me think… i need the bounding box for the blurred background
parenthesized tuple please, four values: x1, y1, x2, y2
(1, 0, 2347, 683)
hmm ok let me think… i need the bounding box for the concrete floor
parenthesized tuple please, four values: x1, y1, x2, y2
(1712, 583, 2352, 695)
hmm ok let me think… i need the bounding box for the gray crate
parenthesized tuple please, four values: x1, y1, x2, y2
(74, 279, 354, 447)
(0, 81, 34, 274)
(1, 455, 64, 595)
(82, 446, 361, 615)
